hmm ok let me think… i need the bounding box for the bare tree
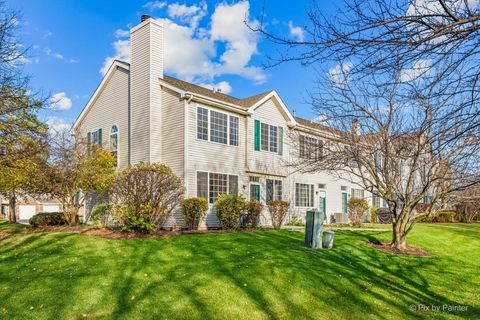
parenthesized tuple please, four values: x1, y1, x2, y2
(288, 61, 479, 250)
(452, 185, 480, 222)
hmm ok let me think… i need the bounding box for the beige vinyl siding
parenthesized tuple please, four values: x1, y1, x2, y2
(185, 101, 247, 228)
(130, 22, 152, 164)
(160, 87, 184, 179)
(75, 66, 129, 169)
(247, 98, 290, 177)
(148, 22, 164, 163)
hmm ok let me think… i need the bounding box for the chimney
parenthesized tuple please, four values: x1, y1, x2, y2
(351, 118, 360, 135)
(129, 15, 164, 164)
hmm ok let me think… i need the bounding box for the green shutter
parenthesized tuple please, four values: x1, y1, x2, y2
(278, 126, 283, 155)
(98, 128, 102, 147)
(254, 120, 260, 151)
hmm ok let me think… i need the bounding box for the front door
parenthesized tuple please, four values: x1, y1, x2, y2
(250, 183, 261, 202)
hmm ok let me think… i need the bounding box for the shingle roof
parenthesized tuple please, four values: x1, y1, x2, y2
(162, 75, 272, 108)
(294, 116, 345, 135)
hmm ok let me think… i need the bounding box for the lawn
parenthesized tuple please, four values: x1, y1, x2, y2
(0, 221, 478, 319)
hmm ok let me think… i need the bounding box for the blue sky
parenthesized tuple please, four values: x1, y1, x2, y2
(7, 0, 331, 131)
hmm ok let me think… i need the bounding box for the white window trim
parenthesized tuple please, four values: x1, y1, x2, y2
(195, 104, 239, 147)
(294, 183, 315, 208)
(110, 124, 119, 167)
(258, 120, 281, 154)
(195, 170, 240, 204)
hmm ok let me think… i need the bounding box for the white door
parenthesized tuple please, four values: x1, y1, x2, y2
(19, 205, 36, 220)
(43, 205, 60, 213)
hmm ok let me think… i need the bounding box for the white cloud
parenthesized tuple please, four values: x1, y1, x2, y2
(143, 1, 167, 11)
(400, 59, 432, 82)
(41, 31, 53, 39)
(114, 29, 130, 39)
(49, 92, 72, 110)
(197, 81, 232, 94)
(328, 62, 353, 86)
(288, 21, 304, 42)
(44, 47, 77, 63)
(407, 0, 478, 16)
(46, 116, 72, 134)
(210, 1, 265, 83)
(167, 1, 207, 30)
(100, 40, 131, 76)
(100, 1, 266, 86)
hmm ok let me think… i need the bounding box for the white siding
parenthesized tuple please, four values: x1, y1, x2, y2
(160, 88, 185, 179)
(75, 66, 129, 169)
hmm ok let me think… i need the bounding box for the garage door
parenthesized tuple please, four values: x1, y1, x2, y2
(19, 205, 36, 220)
(43, 205, 60, 213)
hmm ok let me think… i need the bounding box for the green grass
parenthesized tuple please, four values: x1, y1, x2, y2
(0, 221, 478, 319)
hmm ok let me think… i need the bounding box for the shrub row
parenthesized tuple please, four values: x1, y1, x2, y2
(29, 212, 67, 227)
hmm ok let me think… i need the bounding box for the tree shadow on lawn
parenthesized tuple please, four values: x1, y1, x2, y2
(0, 229, 478, 319)
(99, 230, 479, 319)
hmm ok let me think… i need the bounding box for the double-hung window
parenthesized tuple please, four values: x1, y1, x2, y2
(351, 188, 365, 199)
(295, 183, 314, 207)
(197, 107, 238, 146)
(266, 179, 283, 202)
(255, 120, 283, 154)
(299, 135, 323, 160)
(197, 171, 239, 204)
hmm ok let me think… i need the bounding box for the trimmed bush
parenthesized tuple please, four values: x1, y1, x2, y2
(180, 198, 208, 230)
(215, 193, 247, 230)
(369, 205, 378, 223)
(115, 205, 156, 233)
(267, 200, 289, 230)
(245, 201, 263, 229)
(287, 213, 305, 226)
(432, 211, 456, 223)
(110, 162, 184, 233)
(91, 203, 113, 228)
(347, 198, 369, 226)
(29, 212, 67, 228)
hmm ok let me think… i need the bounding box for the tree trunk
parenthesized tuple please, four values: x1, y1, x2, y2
(8, 194, 16, 223)
(391, 223, 407, 250)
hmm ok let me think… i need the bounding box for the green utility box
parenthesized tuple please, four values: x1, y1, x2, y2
(304, 211, 324, 249)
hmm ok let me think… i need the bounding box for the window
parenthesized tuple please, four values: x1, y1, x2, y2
(351, 188, 364, 199)
(257, 121, 282, 153)
(295, 183, 314, 207)
(318, 184, 326, 189)
(229, 116, 238, 146)
(299, 135, 323, 160)
(266, 179, 283, 202)
(197, 171, 239, 203)
(110, 125, 118, 151)
(196, 107, 238, 146)
(87, 128, 102, 153)
(110, 125, 118, 167)
(197, 107, 209, 140)
(197, 172, 208, 200)
(261, 123, 269, 151)
(372, 195, 381, 207)
(210, 110, 228, 144)
(269, 126, 278, 153)
(374, 152, 384, 170)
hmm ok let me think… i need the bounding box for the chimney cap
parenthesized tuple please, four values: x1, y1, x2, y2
(141, 14, 151, 22)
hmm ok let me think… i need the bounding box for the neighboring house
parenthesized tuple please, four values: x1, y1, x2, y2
(0, 196, 64, 221)
(72, 15, 376, 228)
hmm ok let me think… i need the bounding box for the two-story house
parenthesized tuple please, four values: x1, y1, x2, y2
(72, 15, 372, 228)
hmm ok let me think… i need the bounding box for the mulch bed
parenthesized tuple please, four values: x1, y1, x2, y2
(366, 240, 433, 256)
(31, 225, 267, 240)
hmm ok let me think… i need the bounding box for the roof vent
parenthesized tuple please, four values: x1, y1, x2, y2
(141, 14, 151, 22)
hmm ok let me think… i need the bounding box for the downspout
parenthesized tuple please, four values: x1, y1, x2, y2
(184, 94, 193, 197)
(128, 68, 131, 166)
